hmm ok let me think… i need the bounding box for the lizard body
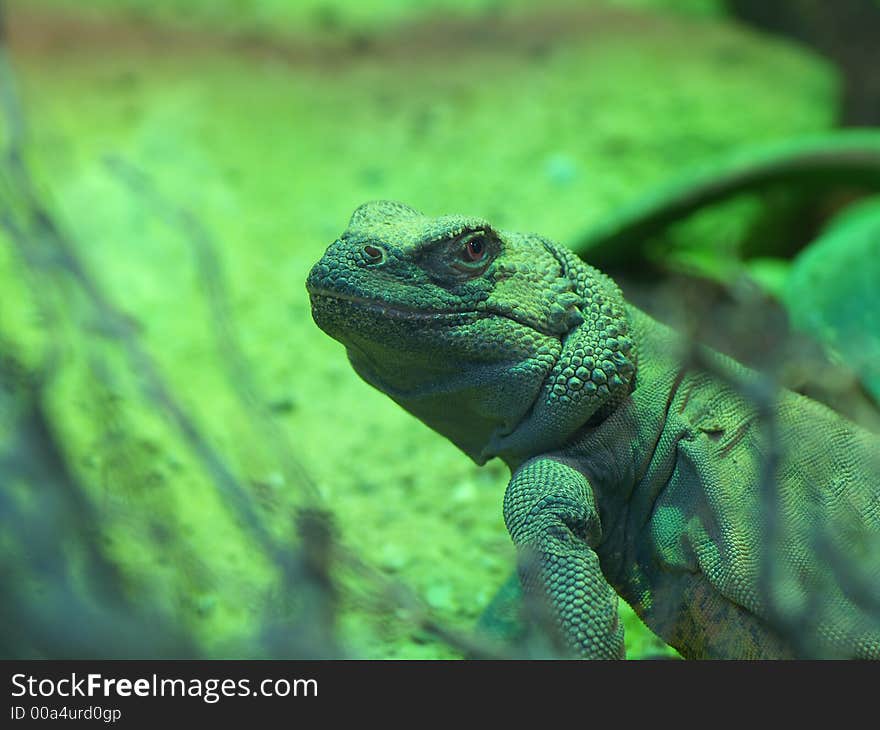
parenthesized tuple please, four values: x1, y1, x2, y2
(306, 200, 880, 659)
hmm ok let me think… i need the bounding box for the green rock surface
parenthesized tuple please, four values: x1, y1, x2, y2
(785, 198, 880, 404)
(1, 1, 838, 658)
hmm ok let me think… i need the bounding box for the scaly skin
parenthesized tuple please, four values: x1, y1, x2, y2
(306, 200, 880, 659)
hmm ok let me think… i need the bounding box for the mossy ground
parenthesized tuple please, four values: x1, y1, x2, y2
(2, 1, 837, 657)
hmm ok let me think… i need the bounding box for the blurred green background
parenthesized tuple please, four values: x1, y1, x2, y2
(1, 0, 878, 659)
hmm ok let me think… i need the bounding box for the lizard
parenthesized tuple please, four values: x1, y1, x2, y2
(306, 199, 880, 659)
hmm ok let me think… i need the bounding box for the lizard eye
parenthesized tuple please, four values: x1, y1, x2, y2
(458, 233, 489, 264)
(448, 230, 494, 277)
(464, 236, 486, 262)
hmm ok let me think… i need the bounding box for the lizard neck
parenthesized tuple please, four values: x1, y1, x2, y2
(486, 249, 639, 465)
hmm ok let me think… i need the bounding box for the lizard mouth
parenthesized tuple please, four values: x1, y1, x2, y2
(309, 288, 566, 339)
(308, 288, 477, 323)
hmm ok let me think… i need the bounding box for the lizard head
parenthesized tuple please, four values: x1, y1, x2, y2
(306, 200, 636, 466)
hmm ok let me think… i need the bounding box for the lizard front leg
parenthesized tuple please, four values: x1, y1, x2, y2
(504, 456, 624, 659)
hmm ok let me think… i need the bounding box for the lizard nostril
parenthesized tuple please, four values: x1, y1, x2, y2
(363, 244, 385, 265)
